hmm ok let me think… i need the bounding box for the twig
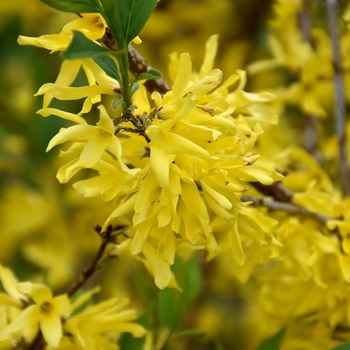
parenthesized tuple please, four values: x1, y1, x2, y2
(250, 182, 294, 202)
(241, 195, 334, 225)
(67, 225, 113, 298)
(128, 45, 171, 94)
(326, 0, 350, 196)
(298, 1, 321, 160)
(101, 28, 171, 95)
(28, 331, 45, 350)
(299, 0, 314, 45)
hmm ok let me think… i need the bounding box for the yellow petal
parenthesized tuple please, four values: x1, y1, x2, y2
(46, 124, 95, 151)
(172, 53, 192, 97)
(199, 34, 219, 78)
(37, 108, 86, 124)
(78, 135, 108, 168)
(104, 194, 137, 229)
(142, 242, 172, 289)
(229, 220, 246, 266)
(35, 84, 114, 100)
(40, 314, 62, 348)
(17, 283, 52, 304)
(17, 34, 69, 52)
(150, 145, 175, 188)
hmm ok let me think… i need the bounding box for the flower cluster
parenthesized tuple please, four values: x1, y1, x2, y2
(19, 15, 282, 290)
(0, 266, 145, 349)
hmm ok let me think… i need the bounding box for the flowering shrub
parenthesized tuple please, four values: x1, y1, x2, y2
(1, 0, 350, 349)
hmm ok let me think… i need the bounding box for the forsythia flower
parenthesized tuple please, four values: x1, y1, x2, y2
(0, 270, 146, 349)
(247, 0, 344, 119)
(38, 33, 282, 288)
(1, 283, 71, 347)
(18, 14, 120, 114)
(18, 8, 284, 288)
(46, 105, 139, 183)
(64, 297, 146, 349)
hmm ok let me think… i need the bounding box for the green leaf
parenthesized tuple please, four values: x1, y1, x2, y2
(112, 99, 126, 109)
(157, 287, 186, 330)
(40, 0, 100, 13)
(182, 254, 202, 307)
(61, 31, 111, 60)
(156, 253, 203, 331)
(257, 329, 285, 350)
(118, 0, 158, 44)
(93, 55, 121, 83)
(130, 83, 140, 96)
(100, 0, 157, 47)
(332, 343, 350, 350)
(132, 68, 162, 84)
(60, 31, 121, 82)
(128, 262, 154, 302)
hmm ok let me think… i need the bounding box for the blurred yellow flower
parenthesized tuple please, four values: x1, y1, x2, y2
(2, 283, 71, 348)
(64, 297, 146, 349)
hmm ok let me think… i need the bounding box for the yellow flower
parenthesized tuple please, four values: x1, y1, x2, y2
(18, 14, 107, 53)
(18, 14, 119, 114)
(101, 39, 282, 288)
(64, 297, 146, 349)
(35, 58, 120, 114)
(46, 105, 138, 183)
(2, 283, 71, 348)
(34, 31, 282, 289)
(0, 265, 27, 307)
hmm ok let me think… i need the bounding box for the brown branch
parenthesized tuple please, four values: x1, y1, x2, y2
(326, 0, 350, 196)
(27, 226, 114, 349)
(67, 225, 113, 298)
(241, 195, 334, 225)
(250, 182, 294, 203)
(28, 331, 45, 350)
(128, 45, 171, 94)
(298, 1, 321, 160)
(298, 1, 314, 45)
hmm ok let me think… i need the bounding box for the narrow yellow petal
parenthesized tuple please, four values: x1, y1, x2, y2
(37, 108, 86, 124)
(172, 53, 192, 97)
(17, 35, 69, 52)
(229, 220, 246, 266)
(40, 314, 62, 348)
(150, 145, 174, 188)
(142, 242, 172, 289)
(199, 34, 219, 78)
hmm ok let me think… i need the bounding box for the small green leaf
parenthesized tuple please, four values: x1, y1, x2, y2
(128, 263, 154, 302)
(332, 343, 350, 350)
(112, 99, 126, 109)
(132, 69, 162, 84)
(130, 83, 140, 96)
(157, 287, 186, 330)
(93, 55, 121, 83)
(61, 31, 110, 60)
(257, 329, 285, 350)
(40, 0, 100, 13)
(156, 254, 202, 331)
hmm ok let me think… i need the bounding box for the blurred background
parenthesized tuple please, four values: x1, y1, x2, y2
(1, 1, 348, 349)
